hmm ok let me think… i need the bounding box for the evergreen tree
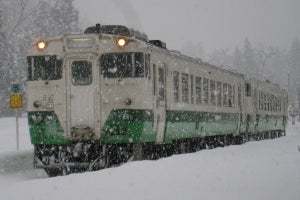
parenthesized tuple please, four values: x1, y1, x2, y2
(232, 46, 243, 70)
(256, 45, 277, 81)
(288, 38, 300, 74)
(242, 37, 258, 78)
(264, 47, 288, 88)
(288, 38, 300, 100)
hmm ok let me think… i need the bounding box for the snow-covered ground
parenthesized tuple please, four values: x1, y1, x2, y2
(0, 117, 299, 200)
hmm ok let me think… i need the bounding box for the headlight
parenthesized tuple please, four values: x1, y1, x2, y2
(37, 40, 47, 51)
(116, 37, 127, 48)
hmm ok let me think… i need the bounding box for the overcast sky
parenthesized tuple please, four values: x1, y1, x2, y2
(74, 0, 300, 55)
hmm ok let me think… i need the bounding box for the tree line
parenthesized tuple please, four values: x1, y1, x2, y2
(1, 1, 300, 117)
(182, 37, 300, 103)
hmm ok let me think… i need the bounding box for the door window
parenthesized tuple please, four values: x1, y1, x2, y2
(158, 67, 165, 101)
(71, 60, 92, 85)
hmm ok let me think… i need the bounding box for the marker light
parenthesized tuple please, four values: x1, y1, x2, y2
(37, 40, 46, 51)
(116, 37, 127, 48)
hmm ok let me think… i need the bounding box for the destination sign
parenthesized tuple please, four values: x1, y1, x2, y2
(67, 37, 95, 49)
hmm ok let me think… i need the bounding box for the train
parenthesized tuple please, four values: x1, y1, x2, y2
(26, 24, 288, 176)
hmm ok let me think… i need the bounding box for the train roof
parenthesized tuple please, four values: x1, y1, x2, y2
(84, 24, 148, 42)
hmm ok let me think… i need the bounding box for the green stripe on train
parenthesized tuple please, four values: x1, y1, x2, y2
(100, 109, 155, 143)
(164, 111, 239, 142)
(28, 112, 69, 145)
(28, 110, 285, 145)
(255, 115, 286, 132)
(101, 109, 239, 144)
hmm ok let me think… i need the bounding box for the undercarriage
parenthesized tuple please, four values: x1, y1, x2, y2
(34, 130, 285, 177)
(34, 143, 106, 176)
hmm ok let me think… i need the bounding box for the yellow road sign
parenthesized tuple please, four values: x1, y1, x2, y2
(10, 94, 23, 109)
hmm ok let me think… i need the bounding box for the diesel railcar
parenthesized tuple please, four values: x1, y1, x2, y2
(26, 24, 288, 176)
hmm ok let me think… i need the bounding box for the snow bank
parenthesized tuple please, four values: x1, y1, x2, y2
(0, 117, 32, 152)
(0, 117, 299, 200)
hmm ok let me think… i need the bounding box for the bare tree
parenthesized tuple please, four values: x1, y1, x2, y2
(0, 0, 80, 116)
(256, 45, 277, 81)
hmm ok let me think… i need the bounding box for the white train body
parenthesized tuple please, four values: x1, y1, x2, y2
(26, 25, 288, 175)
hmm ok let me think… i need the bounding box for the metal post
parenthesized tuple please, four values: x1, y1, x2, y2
(298, 87, 300, 122)
(288, 73, 290, 100)
(16, 109, 19, 151)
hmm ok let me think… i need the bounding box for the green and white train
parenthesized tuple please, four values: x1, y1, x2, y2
(27, 24, 288, 176)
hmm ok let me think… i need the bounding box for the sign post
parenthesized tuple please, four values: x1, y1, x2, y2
(10, 84, 22, 151)
(298, 87, 300, 122)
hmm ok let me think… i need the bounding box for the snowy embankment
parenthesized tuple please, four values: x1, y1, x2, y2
(0, 117, 299, 200)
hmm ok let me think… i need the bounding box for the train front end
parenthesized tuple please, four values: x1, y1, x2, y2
(27, 26, 153, 175)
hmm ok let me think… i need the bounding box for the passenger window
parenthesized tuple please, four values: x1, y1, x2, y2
(217, 81, 222, 107)
(195, 77, 202, 104)
(228, 84, 233, 107)
(203, 78, 209, 104)
(173, 71, 180, 102)
(145, 54, 150, 79)
(263, 93, 267, 111)
(232, 85, 235, 107)
(259, 91, 263, 110)
(266, 94, 270, 111)
(101, 52, 144, 78)
(270, 95, 274, 111)
(182, 73, 189, 103)
(210, 80, 216, 106)
(191, 75, 194, 104)
(223, 83, 228, 107)
(245, 83, 251, 96)
(274, 97, 278, 112)
(238, 84, 242, 108)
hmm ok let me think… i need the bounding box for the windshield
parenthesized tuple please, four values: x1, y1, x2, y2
(101, 52, 144, 78)
(27, 56, 62, 81)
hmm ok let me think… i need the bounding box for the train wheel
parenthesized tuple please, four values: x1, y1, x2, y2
(277, 131, 281, 137)
(45, 168, 63, 177)
(242, 133, 249, 143)
(224, 135, 232, 146)
(133, 144, 143, 161)
(234, 136, 244, 145)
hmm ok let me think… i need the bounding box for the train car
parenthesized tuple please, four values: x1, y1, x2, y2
(26, 24, 288, 176)
(244, 79, 288, 139)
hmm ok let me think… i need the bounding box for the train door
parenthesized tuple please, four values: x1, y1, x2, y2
(237, 83, 242, 134)
(66, 56, 99, 140)
(153, 63, 167, 144)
